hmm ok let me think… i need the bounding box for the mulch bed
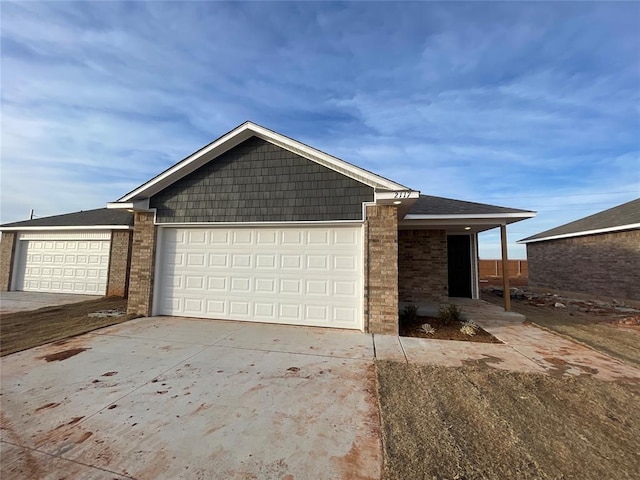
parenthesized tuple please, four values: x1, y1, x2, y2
(400, 316, 502, 343)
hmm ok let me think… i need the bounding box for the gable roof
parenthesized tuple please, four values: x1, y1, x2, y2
(1, 208, 134, 231)
(407, 195, 534, 217)
(519, 198, 640, 244)
(115, 121, 409, 204)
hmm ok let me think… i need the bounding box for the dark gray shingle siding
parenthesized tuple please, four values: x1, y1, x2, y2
(150, 137, 374, 223)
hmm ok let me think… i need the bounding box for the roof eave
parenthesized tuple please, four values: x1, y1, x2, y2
(518, 223, 640, 244)
(404, 212, 536, 221)
(1, 225, 133, 232)
(118, 121, 409, 202)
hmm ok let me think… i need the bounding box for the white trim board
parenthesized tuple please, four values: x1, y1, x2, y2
(518, 223, 640, 244)
(117, 121, 408, 203)
(404, 213, 536, 220)
(2, 226, 131, 232)
(18, 231, 112, 241)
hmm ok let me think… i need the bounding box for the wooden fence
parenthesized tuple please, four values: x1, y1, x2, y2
(479, 260, 528, 279)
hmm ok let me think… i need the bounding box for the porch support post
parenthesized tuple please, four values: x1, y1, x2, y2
(500, 223, 511, 311)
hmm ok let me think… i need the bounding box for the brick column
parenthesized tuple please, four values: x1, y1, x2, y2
(127, 212, 157, 317)
(0, 232, 17, 291)
(365, 205, 398, 335)
(107, 230, 133, 297)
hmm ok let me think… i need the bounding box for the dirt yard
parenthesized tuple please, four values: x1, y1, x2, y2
(0, 297, 131, 356)
(482, 289, 640, 367)
(376, 361, 640, 480)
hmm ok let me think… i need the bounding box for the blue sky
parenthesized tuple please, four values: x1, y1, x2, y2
(1, 1, 638, 258)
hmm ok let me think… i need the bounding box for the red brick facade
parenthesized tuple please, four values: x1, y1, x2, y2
(106, 230, 133, 297)
(0, 232, 17, 291)
(398, 229, 448, 303)
(527, 229, 640, 301)
(365, 205, 398, 335)
(127, 212, 158, 316)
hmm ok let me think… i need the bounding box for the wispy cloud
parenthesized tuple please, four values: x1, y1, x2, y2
(1, 1, 638, 258)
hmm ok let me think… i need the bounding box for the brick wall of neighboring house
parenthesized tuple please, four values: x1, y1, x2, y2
(398, 229, 448, 303)
(365, 205, 398, 335)
(0, 232, 17, 291)
(106, 230, 133, 297)
(127, 212, 157, 316)
(527, 229, 640, 301)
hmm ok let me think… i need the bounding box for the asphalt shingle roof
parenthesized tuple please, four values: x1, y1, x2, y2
(408, 195, 534, 216)
(1, 208, 134, 228)
(520, 198, 640, 243)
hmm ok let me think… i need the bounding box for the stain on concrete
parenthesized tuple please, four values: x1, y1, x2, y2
(75, 431, 93, 444)
(35, 402, 60, 412)
(41, 348, 89, 362)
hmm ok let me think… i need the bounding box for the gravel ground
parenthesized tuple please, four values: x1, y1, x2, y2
(377, 361, 640, 480)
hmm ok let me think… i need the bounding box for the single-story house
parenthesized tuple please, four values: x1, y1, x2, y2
(1, 122, 535, 334)
(0, 209, 133, 296)
(519, 198, 640, 302)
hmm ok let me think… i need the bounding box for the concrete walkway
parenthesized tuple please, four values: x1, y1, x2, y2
(377, 298, 640, 382)
(0, 292, 101, 314)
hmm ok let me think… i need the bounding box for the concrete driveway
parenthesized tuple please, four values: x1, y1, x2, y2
(1, 317, 381, 480)
(0, 291, 102, 314)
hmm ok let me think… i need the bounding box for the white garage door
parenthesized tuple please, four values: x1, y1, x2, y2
(14, 233, 110, 295)
(156, 226, 363, 329)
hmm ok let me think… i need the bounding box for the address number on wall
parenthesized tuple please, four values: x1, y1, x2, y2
(393, 191, 411, 199)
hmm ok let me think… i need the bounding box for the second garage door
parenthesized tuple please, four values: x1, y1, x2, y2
(155, 226, 363, 330)
(13, 233, 110, 295)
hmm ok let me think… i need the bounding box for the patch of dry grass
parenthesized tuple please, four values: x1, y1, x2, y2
(0, 297, 134, 356)
(377, 361, 640, 480)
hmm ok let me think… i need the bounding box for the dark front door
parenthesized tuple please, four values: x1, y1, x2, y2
(447, 235, 472, 298)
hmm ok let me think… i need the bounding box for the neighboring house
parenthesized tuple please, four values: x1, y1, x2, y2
(0, 209, 133, 297)
(1, 122, 535, 334)
(519, 198, 640, 302)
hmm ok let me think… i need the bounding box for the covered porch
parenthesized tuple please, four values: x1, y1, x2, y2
(397, 195, 536, 312)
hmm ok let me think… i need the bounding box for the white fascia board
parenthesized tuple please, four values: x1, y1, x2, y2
(119, 122, 408, 202)
(107, 199, 150, 211)
(1, 225, 132, 232)
(155, 220, 365, 228)
(248, 123, 409, 191)
(404, 212, 536, 220)
(518, 223, 640, 244)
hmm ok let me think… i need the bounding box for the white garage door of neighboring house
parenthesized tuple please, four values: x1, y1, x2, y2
(155, 226, 363, 330)
(14, 232, 110, 295)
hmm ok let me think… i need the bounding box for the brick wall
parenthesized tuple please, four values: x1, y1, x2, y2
(365, 205, 398, 335)
(398, 229, 448, 303)
(107, 230, 133, 297)
(127, 212, 157, 316)
(527, 229, 640, 301)
(0, 232, 17, 291)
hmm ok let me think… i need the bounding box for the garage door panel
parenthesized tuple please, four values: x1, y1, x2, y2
(15, 239, 109, 295)
(157, 226, 363, 329)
